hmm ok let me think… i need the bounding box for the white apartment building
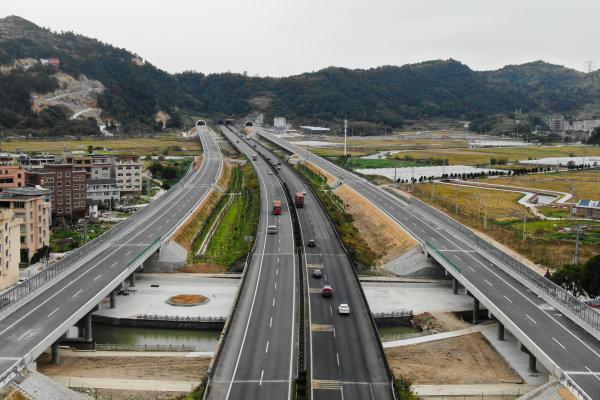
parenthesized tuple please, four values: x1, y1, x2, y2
(0, 210, 21, 290)
(111, 156, 143, 197)
(86, 178, 120, 205)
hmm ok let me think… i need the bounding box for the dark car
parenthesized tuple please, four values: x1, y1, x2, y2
(307, 239, 316, 247)
(313, 269, 322, 279)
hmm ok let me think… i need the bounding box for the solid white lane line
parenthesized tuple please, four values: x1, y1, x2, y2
(47, 307, 60, 317)
(72, 290, 82, 298)
(93, 274, 102, 282)
(17, 330, 31, 341)
(525, 314, 537, 324)
(503, 295, 513, 304)
(265, 341, 269, 354)
(269, 317, 272, 328)
(553, 337, 566, 349)
(585, 366, 600, 381)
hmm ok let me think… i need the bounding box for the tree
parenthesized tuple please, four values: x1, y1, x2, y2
(550, 264, 585, 297)
(582, 255, 600, 298)
(588, 127, 600, 145)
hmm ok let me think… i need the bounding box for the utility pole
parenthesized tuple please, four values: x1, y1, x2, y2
(343, 118, 348, 157)
(585, 60, 595, 73)
(522, 212, 527, 244)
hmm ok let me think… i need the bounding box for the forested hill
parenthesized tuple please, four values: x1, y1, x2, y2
(1, 15, 600, 135)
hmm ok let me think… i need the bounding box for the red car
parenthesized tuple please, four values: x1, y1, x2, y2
(321, 285, 333, 297)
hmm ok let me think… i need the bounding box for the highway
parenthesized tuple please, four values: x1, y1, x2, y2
(259, 130, 600, 399)
(0, 129, 223, 385)
(250, 132, 394, 399)
(207, 126, 296, 400)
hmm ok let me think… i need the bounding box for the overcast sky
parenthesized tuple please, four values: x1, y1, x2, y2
(3, 0, 599, 77)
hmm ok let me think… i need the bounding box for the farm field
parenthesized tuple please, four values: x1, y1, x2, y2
(390, 145, 600, 166)
(480, 169, 600, 201)
(0, 134, 202, 156)
(409, 182, 599, 267)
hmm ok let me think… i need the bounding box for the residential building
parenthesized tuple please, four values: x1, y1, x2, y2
(18, 154, 58, 169)
(91, 155, 112, 180)
(86, 178, 120, 205)
(0, 166, 26, 190)
(576, 199, 600, 219)
(26, 164, 87, 220)
(0, 189, 51, 264)
(112, 156, 143, 197)
(0, 210, 21, 290)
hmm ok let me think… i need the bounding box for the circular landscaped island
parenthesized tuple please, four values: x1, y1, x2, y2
(166, 294, 209, 306)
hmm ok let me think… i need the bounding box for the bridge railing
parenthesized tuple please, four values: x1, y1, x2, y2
(410, 195, 600, 333)
(0, 157, 198, 316)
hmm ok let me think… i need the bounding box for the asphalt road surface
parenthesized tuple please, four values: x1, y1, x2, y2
(251, 134, 394, 400)
(207, 126, 297, 400)
(259, 130, 600, 399)
(0, 130, 223, 385)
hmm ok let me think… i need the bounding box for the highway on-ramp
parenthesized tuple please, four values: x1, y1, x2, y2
(0, 129, 223, 386)
(250, 132, 394, 400)
(206, 126, 297, 400)
(259, 130, 600, 399)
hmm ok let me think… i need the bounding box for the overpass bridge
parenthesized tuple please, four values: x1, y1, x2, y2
(0, 129, 223, 387)
(258, 130, 600, 400)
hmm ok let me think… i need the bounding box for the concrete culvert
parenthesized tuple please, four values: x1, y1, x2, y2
(196, 120, 206, 126)
(244, 121, 254, 127)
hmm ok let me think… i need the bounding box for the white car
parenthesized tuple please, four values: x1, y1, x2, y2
(338, 304, 350, 315)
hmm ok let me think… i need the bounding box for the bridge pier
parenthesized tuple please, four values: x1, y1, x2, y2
(51, 342, 60, 365)
(129, 272, 136, 287)
(85, 313, 93, 342)
(497, 321, 505, 341)
(528, 353, 538, 374)
(472, 298, 480, 324)
(110, 290, 117, 309)
(452, 278, 458, 295)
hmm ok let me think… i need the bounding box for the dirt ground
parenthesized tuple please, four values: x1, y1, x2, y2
(73, 388, 186, 400)
(37, 354, 209, 381)
(413, 312, 471, 332)
(386, 332, 522, 385)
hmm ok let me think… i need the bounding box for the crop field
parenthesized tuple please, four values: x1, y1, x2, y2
(391, 145, 600, 166)
(0, 134, 202, 156)
(410, 182, 598, 267)
(480, 169, 600, 201)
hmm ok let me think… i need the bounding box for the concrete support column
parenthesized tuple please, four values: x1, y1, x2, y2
(129, 272, 136, 287)
(51, 342, 60, 365)
(110, 290, 117, 309)
(85, 313, 93, 342)
(452, 278, 458, 295)
(528, 353, 538, 374)
(497, 321, 505, 341)
(472, 298, 480, 324)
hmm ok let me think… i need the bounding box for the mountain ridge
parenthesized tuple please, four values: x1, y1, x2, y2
(1, 16, 599, 135)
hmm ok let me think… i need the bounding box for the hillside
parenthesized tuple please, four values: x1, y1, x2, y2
(1, 16, 600, 136)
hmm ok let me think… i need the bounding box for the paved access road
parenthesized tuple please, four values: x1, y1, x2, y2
(259, 130, 600, 400)
(207, 126, 296, 400)
(0, 130, 223, 385)
(251, 134, 394, 400)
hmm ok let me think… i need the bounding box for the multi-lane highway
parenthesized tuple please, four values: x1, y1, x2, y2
(259, 130, 600, 399)
(0, 129, 223, 386)
(207, 126, 297, 400)
(250, 132, 394, 399)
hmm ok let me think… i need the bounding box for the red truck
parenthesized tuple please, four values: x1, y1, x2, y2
(273, 199, 282, 215)
(295, 192, 305, 208)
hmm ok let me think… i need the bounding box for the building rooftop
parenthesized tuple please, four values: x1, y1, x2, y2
(3, 186, 52, 197)
(576, 199, 600, 209)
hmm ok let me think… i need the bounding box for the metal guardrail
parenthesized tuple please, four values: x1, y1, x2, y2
(136, 314, 226, 323)
(372, 311, 414, 319)
(0, 158, 197, 316)
(410, 196, 600, 333)
(95, 343, 196, 352)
